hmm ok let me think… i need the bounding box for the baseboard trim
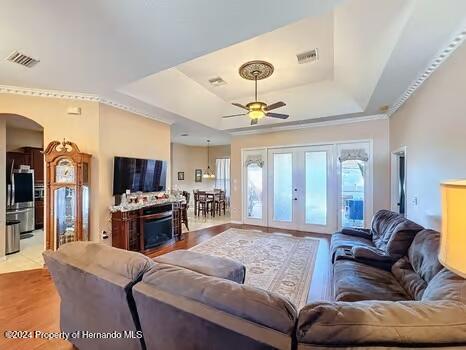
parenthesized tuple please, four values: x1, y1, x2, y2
(230, 220, 243, 224)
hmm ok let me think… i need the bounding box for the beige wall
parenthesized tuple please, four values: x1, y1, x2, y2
(171, 143, 230, 203)
(6, 127, 43, 151)
(390, 43, 466, 230)
(0, 94, 101, 246)
(230, 119, 390, 222)
(98, 104, 171, 239)
(0, 94, 170, 250)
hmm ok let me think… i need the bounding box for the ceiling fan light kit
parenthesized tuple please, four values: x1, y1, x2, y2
(221, 60, 290, 125)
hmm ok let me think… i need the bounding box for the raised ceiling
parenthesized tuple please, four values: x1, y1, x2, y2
(0, 0, 465, 144)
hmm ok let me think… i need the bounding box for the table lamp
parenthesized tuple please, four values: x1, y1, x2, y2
(440, 180, 466, 277)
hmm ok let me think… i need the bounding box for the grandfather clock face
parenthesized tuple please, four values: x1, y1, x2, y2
(55, 158, 75, 183)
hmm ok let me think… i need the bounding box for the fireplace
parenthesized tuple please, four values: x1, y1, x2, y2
(141, 204, 173, 250)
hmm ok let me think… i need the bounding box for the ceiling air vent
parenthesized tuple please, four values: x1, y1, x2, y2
(296, 49, 318, 64)
(208, 76, 227, 87)
(6, 51, 40, 68)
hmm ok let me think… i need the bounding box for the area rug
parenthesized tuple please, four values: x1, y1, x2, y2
(189, 228, 319, 310)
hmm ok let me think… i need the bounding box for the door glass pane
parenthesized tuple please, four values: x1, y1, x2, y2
(273, 153, 292, 222)
(341, 160, 365, 228)
(305, 151, 327, 225)
(54, 187, 76, 247)
(246, 164, 262, 219)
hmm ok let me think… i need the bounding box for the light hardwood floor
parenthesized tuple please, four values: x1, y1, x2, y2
(0, 223, 332, 350)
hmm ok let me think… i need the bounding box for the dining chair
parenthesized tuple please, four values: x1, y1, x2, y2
(197, 191, 214, 217)
(193, 189, 199, 216)
(215, 190, 226, 216)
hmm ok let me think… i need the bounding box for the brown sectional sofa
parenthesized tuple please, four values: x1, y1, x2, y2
(44, 211, 466, 350)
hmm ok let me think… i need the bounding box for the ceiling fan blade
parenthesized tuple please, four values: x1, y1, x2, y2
(251, 118, 258, 125)
(232, 102, 249, 111)
(266, 112, 289, 119)
(265, 101, 286, 111)
(221, 113, 247, 118)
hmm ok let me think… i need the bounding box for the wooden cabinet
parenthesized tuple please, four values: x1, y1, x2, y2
(7, 147, 44, 184)
(24, 147, 45, 184)
(35, 200, 44, 229)
(44, 140, 91, 250)
(6, 151, 31, 170)
(111, 203, 183, 253)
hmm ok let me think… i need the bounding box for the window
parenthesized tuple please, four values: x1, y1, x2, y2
(340, 159, 366, 228)
(246, 163, 262, 219)
(215, 158, 230, 199)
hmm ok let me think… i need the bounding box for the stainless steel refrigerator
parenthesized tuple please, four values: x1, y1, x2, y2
(6, 167, 35, 234)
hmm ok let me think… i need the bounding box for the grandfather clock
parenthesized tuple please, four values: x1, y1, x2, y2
(44, 140, 91, 250)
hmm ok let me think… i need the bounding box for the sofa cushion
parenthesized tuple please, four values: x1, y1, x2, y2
(139, 263, 296, 333)
(408, 229, 444, 283)
(133, 264, 297, 350)
(296, 300, 466, 347)
(334, 260, 410, 302)
(392, 257, 427, 300)
(153, 250, 246, 283)
(422, 268, 466, 303)
(56, 241, 155, 281)
(330, 232, 373, 260)
(371, 210, 424, 258)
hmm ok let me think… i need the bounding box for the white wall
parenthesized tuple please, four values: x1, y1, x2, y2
(230, 118, 390, 223)
(390, 43, 466, 230)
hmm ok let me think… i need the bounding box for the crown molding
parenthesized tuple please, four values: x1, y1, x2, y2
(0, 84, 172, 125)
(229, 114, 387, 136)
(387, 25, 466, 118)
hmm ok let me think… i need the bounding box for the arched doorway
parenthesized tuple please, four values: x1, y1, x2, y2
(0, 114, 45, 273)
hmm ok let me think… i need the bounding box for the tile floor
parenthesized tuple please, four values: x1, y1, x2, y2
(0, 229, 44, 274)
(182, 207, 231, 232)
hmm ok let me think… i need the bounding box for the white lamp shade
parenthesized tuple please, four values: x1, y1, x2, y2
(440, 180, 466, 277)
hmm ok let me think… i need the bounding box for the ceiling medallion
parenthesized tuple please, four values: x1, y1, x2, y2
(238, 60, 274, 80)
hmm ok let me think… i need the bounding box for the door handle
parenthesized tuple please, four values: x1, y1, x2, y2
(294, 198, 298, 201)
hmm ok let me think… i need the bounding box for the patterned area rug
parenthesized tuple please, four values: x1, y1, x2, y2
(189, 228, 319, 310)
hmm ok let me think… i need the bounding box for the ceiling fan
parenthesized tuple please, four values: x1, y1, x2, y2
(222, 60, 289, 125)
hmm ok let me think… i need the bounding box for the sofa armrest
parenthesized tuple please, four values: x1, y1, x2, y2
(341, 227, 372, 239)
(297, 300, 466, 347)
(154, 250, 246, 283)
(351, 246, 395, 262)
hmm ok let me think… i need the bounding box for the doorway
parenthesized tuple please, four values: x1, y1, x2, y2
(1, 114, 45, 274)
(242, 141, 372, 234)
(391, 147, 407, 216)
(267, 145, 336, 233)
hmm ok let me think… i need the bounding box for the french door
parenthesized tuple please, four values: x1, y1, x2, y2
(267, 145, 336, 233)
(242, 142, 372, 233)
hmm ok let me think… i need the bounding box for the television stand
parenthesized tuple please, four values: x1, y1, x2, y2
(111, 201, 182, 254)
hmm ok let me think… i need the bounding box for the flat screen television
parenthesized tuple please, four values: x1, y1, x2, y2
(113, 156, 167, 195)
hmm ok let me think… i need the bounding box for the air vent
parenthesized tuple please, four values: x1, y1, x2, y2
(296, 49, 318, 64)
(6, 51, 40, 68)
(208, 76, 227, 87)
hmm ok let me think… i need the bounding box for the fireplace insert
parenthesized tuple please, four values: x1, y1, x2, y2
(142, 205, 173, 250)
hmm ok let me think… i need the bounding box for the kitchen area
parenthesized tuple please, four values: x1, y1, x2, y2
(1, 115, 45, 273)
